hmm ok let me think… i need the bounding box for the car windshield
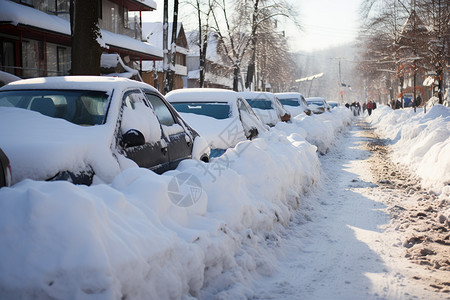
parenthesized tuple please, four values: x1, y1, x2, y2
(279, 98, 300, 107)
(245, 99, 273, 110)
(0, 89, 109, 126)
(171, 102, 231, 119)
(307, 100, 324, 107)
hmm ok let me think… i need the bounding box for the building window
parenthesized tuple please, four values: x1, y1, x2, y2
(101, 0, 119, 33)
(0, 40, 16, 75)
(57, 46, 70, 75)
(124, 7, 129, 29)
(22, 39, 45, 78)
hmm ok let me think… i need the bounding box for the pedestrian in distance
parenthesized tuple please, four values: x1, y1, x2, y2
(367, 100, 373, 116)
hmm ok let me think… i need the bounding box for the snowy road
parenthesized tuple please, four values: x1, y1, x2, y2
(252, 119, 449, 300)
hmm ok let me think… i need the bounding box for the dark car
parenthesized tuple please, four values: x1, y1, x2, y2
(0, 147, 12, 188)
(0, 76, 210, 185)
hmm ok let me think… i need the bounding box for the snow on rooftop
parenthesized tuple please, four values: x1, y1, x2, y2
(0, 0, 162, 59)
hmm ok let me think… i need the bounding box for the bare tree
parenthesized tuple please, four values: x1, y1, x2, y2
(358, 0, 449, 106)
(185, 0, 216, 88)
(211, 0, 299, 91)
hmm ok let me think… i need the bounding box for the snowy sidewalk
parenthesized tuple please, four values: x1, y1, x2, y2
(252, 119, 449, 300)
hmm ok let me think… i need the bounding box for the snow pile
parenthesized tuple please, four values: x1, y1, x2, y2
(368, 105, 450, 195)
(0, 108, 350, 299)
(279, 107, 353, 154)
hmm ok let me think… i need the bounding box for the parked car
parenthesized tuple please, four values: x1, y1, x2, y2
(0, 76, 210, 185)
(306, 97, 331, 114)
(238, 91, 291, 126)
(275, 92, 311, 116)
(0, 147, 12, 188)
(328, 101, 340, 109)
(166, 88, 267, 157)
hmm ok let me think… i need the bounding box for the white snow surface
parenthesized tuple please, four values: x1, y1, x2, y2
(0, 105, 449, 299)
(368, 105, 450, 195)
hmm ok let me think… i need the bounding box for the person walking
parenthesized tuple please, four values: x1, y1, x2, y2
(367, 100, 373, 116)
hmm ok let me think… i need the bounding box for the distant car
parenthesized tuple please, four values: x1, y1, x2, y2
(166, 88, 267, 157)
(0, 147, 12, 188)
(275, 92, 311, 116)
(328, 101, 340, 109)
(306, 97, 331, 114)
(0, 71, 21, 87)
(0, 76, 210, 185)
(238, 91, 291, 126)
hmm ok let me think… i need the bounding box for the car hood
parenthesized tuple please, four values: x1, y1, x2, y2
(0, 107, 120, 185)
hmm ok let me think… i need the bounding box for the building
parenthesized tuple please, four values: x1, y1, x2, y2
(185, 31, 233, 90)
(140, 22, 188, 93)
(0, 0, 162, 79)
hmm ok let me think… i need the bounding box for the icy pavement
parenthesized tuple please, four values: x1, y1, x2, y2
(252, 119, 449, 300)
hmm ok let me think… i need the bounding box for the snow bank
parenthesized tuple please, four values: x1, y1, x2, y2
(369, 105, 450, 195)
(0, 109, 351, 299)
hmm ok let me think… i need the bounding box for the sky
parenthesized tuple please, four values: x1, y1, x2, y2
(142, 0, 362, 52)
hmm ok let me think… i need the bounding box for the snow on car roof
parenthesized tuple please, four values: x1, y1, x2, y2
(238, 91, 276, 102)
(1, 76, 158, 93)
(165, 88, 239, 104)
(275, 92, 305, 99)
(306, 97, 326, 101)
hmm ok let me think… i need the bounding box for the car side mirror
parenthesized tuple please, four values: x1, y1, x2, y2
(248, 128, 259, 140)
(121, 129, 145, 148)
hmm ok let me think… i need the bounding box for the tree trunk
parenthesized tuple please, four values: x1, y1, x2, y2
(167, 0, 179, 92)
(70, 0, 102, 75)
(162, 0, 169, 94)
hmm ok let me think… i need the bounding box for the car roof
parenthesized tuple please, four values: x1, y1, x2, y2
(166, 88, 239, 104)
(306, 97, 325, 101)
(275, 92, 305, 99)
(0, 76, 158, 93)
(238, 91, 275, 100)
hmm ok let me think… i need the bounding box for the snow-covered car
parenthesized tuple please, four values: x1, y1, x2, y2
(166, 88, 267, 158)
(0, 147, 12, 188)
(328, 101, 340, 109)
(275, 92, 312, 116)
(238, 91, 291, 126)
(0, 76, 210, 185)
(306, 97, 331, 114)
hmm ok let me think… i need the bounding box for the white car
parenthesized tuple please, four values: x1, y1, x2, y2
(238, 91, 291, 126)
(0, 76, 210, 185)
(166, 88, 267, 157)
(276, 92, 311, 116)
(306, 97, 331, 114)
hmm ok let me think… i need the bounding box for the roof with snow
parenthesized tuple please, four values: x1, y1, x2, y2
(0, 0, 162, 60)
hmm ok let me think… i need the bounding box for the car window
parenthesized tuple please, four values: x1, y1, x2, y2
(237, 98, 257, 117)
(0, 90, 109, 125)
(279, 98, 300, 107)
(121, 90, 161, 144)
(171, 101, 231, 120)
(145, 93, 176, 126)
(245, 99, 273, 110)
